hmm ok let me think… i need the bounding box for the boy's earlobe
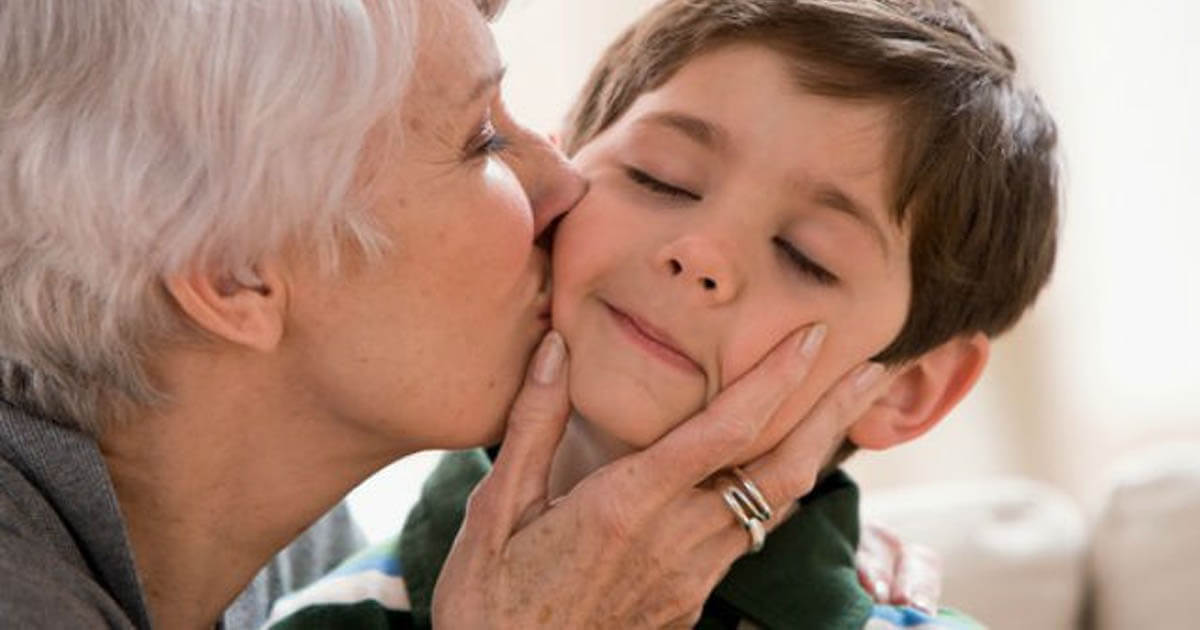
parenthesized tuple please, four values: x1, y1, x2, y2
(163, 260, 288, 353)
(847, 333, 990, 450)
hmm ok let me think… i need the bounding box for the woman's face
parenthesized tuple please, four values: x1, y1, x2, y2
(284, 0, 584, 453)
(552, 44, 913, 459)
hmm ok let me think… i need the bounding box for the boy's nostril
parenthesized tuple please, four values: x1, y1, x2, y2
(669, 259, 683, 275)
(702, 277, 717, 291)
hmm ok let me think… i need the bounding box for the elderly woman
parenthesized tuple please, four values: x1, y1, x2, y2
(0, 1, 900, 628)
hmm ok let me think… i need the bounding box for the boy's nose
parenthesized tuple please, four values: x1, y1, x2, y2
(656, 235, 742, 304)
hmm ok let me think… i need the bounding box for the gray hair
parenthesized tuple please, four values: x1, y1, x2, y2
(0, 0, 418, 435)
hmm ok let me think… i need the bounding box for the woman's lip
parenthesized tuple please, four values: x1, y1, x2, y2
(603, 302, 702, 374)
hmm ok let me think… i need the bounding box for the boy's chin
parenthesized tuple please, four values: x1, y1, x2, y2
(569, 397, 704, 456)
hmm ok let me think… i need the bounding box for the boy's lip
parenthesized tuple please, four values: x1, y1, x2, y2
(602, 300, 703, 374)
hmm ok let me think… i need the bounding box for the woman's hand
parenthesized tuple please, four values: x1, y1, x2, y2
(857, 522, 942, 615)
(432, 327, 890, 628)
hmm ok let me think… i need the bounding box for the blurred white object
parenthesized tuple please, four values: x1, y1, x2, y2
(346, 451, 444, 544)
(1091, 442, 1200, 630)
(862, 477, 1087, 630)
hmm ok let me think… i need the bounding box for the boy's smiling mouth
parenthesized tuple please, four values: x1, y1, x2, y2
(601, 300, 703, 374)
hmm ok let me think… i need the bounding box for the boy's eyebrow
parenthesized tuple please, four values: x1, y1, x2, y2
(638, 111, 728, 152)
(812, 184, 891, 260)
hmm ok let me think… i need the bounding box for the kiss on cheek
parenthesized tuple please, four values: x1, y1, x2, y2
(550, 44, 913, 458)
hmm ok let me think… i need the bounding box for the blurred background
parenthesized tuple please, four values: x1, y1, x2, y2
(346, 0, 1200, 625)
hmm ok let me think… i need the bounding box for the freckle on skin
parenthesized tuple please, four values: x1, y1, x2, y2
(538, 604, 553, 624)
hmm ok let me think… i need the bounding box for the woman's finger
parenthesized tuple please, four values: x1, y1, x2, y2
(742, 361, 890, 518)
(584, 324, 826, 523)
(470, 331, 572, 539)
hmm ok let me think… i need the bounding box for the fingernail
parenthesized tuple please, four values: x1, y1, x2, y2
(532, 331, 566, 385)
(854, 363, 885, 392)
(799, 324, 827, 359)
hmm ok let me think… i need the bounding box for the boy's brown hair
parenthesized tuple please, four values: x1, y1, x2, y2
(563, 0, 1059, 364)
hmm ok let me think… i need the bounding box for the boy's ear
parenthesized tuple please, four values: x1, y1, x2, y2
(847, 332, 989, 450)
(163, 259, 288, 353)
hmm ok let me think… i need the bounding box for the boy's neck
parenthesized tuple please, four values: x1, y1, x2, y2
(548, 412, 637, 499)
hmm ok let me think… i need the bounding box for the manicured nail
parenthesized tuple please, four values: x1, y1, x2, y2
(911, 595, 936, 615)
(799, 324, 827, 359)
(532, 331, 566, 385)
(854, 363, 885, 392)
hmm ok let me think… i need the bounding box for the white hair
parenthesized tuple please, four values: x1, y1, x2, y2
(0, 0, 418, 434)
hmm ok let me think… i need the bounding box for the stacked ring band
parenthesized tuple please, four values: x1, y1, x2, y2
(731, 467, 772, 521)
(718, 467, 773, 554)
(720, 487, 766, 553)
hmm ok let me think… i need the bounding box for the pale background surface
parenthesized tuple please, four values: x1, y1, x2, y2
(349, 0, 1200, 543)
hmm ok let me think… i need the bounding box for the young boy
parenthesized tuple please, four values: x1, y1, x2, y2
(270, 0, 1057, 627)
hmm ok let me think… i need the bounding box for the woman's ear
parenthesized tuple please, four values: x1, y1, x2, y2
(163, 259, 288, 353)
(847, 332, 989, 450)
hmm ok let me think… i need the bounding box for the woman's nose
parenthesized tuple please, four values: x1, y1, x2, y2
(656, 235, 743, 304)
(505, 127, 588, 238)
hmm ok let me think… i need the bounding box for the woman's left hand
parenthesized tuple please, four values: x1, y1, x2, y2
(856, 521, 942, 615)
(432, 326, 895, 628)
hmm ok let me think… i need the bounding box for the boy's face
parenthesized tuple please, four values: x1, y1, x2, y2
(552, 44, 912, 458)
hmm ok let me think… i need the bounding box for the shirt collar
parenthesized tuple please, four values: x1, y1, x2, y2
(712, 469, 873, 629)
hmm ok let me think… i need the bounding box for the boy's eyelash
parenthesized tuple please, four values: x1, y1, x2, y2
(626, 167, 701, 201)
(774, 237, 838, 286)
(623, 166, 835, 286)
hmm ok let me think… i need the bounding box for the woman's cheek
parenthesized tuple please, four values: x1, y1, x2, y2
(475, 159, 536, 266)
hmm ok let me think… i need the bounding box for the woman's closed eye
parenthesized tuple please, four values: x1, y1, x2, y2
(774, 237, 838, 286)
(465, 119, 510, 158)
(625, 167, 701, 201)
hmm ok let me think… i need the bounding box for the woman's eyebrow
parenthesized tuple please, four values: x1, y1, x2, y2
(462, 66, 508, 108)
(636, 111, 729, 153)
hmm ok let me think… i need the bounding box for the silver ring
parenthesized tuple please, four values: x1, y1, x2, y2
(721, 487, 755, 529)
(747, 517, 766, 553)
(731, 466, 772, 521)
(721, 487, 766, 554)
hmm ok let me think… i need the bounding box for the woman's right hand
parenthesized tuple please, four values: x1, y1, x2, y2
(432, 326, 889, 628)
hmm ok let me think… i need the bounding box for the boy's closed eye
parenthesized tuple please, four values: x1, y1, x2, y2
(625, 166, 701, 201)
(624, 166, 839, 286)
(775, 237, 839, 286)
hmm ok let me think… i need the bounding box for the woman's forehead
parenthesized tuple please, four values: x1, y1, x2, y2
(412, 0, 502, 95)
